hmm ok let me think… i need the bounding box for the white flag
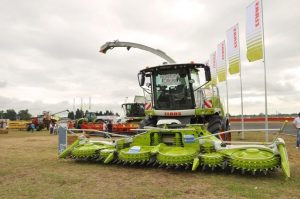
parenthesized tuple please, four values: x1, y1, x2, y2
(216, 40, 227, 82)
(226, 24, 241, 74)
(209, 52, 218, 86)
(246, 0, 263, 61)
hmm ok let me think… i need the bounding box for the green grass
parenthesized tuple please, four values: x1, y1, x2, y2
(0, 130, 300, 199)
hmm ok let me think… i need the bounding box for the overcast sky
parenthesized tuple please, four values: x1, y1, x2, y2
(0, 0, 299, 116)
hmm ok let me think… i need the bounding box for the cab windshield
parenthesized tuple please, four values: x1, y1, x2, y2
(153, 68, 193, 110)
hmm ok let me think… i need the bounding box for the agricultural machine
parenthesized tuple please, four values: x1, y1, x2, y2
(121, 95, 145, 122)
(74, 112, 97, 129)
(30, 109, 69, 131)
(58, 41, 290, 178)
(78, 96, 145, 133)
(100, 41, 229, 139)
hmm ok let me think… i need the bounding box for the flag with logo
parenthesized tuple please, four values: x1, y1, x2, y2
(226, 24, 241, 74)
(216, 40, 227, 82)
(246, 0, 263, 62)
(209, 52, 218, 86)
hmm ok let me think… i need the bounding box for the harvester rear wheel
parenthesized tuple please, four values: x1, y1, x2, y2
(207, 115, 222, 134)
(139, 117, 156, 128)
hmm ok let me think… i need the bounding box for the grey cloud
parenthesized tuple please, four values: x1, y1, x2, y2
(0, 81, 7, 88)
(0, 0, 300, 115)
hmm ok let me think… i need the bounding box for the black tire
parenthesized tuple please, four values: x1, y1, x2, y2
(207, 115, 222, 134)
(222, 117, 231, 141)
(208, 115, 231, 142)
(139, 117, 156, 129)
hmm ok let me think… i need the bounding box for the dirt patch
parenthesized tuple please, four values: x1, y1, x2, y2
(25, 138, 49, 142)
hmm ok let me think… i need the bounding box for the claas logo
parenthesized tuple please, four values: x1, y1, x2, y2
(164, 112, 182, 116)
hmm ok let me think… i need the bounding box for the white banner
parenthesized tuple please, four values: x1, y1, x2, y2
(209, 52, 217, 86)
(216, 40, 227, 82)
(226, 24, 241, 74)
(246, 0, 263, 61)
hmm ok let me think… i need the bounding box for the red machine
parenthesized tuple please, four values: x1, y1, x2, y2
(81, 121, 139, 134)
(30, 110, 69, 131)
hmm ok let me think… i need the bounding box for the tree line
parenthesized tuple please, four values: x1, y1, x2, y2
(0, 109, 32, 120)
(68, 109, 120, 120)
(0, 108, 119, 121)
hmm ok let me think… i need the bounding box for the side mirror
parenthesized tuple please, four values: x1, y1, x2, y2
(138, 72, 145, 86)
(204, 66, 211, 82)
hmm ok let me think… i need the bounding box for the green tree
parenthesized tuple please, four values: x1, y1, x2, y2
(5, 109, 17, 120)
(68, 111, 75, 119)
(0, 110, 4, 119)
(74, 109, 84, 119)
(18, 109, 32, 120)
(75, 109, 82, 119)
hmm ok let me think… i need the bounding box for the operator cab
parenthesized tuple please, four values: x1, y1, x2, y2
(122, 103, 145, 117)
(154, 68, 192, 110)
(138, 63, 211, 111)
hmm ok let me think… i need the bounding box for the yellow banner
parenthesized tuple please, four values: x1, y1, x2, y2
(246, 0, 263, 62)
(226, 24, 241, 74)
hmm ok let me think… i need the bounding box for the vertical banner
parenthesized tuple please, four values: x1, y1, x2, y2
(246, 0, 263, 62)
(216, 40, 227, 82)
(209, 52, 218, 86)
(226, 24, 241, 74)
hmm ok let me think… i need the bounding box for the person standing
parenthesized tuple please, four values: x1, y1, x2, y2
(292, 113, 300, 149)
(107, 121, 112, 133)
(49, 123, 54, 134)
(102, 121, 108, 138)
(30, 123, 35, 133)
(102, 121, 107, 132)
(53, 123, 58, 135)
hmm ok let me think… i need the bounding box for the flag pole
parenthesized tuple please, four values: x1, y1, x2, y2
(226, 78, 229, 117)
(237, 24, 245, 139)
(225, 62, 230, 142)
(239, 66, 245, 139)
(89, 96, 91, 111)
(73, 97, 75, 120)
(261, 0, 268, 141)
(80, 97, 83, 118)
(225, 54, 229, 118)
